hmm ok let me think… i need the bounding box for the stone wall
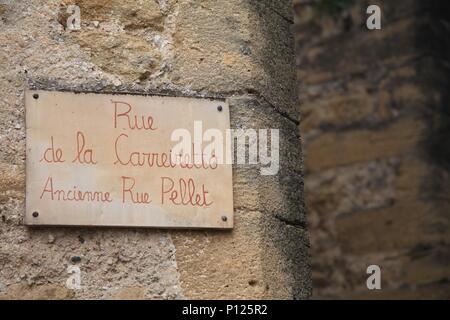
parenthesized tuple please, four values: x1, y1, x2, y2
(0, 0, 310, 299)
(294, 0, 450, 298)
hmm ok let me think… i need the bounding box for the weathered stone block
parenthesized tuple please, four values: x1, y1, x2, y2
(305, 116, 426, 172)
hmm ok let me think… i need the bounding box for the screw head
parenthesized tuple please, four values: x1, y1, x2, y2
(221, 215, 227, 222)
(71, 256, 82, 263)
(217, 105, 223, 112)
(32, 211, 39, 218)
(33, 93, 39, 99)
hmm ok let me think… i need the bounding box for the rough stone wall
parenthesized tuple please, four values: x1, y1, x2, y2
(0, 0, 311, 299)
(294, 0, 450, 298)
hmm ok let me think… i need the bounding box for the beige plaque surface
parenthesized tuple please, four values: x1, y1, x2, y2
(25, 90, 233, 229)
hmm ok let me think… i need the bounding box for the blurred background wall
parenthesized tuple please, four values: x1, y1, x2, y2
(293, 0, 450, 299)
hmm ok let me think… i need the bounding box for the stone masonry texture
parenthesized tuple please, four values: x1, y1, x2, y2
(0, 0, 311, 299)
(294, 0, 450, 298)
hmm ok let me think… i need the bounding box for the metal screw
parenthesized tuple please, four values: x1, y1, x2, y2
(221, 215, 227, 222)
(32, 211, 39, 218)
(33, 93, 39, 99)
(71, 256, 82, 263)
(217, 105, 223, 112)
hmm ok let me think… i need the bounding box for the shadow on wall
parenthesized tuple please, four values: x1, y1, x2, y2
(293, 0, 450, 299)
